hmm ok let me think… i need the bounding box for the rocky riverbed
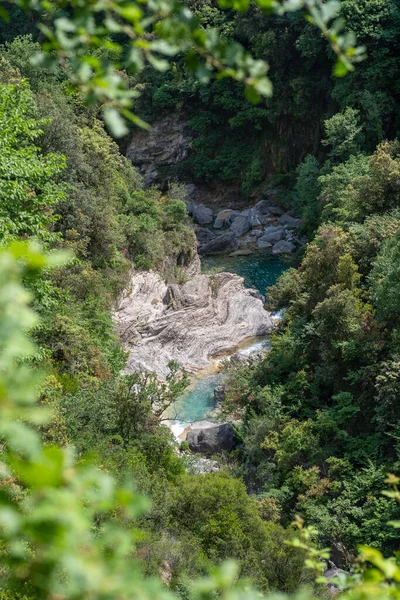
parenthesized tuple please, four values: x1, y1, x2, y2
(115, 269, 275, 379)
(189, 198, 306, 256)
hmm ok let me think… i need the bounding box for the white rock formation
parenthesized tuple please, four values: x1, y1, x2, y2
(115, 271, 274, 378)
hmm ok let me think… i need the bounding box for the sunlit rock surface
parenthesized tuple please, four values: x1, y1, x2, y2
(115, 271, 274, 379)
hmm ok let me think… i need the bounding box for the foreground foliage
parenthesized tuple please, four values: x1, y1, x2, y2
(0, 242, 399, 600)
(0, 0, 365, 135)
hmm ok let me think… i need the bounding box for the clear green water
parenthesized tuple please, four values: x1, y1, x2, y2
(170, 372, 220, 426)
(170, 254, 289, 434)
(202, 253, 290, 296)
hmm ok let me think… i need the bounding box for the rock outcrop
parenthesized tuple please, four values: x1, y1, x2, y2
(115, 271, 274, 378)
(324, 563, 346, 596)
(196, 227, 217, 247)
(198, 231, 239, 254)
(187, 422, 238, 454)
(272, 240, 296, 254)
(229, 215, 251, 237)
(191, 199, 301, 256)
(214, 209, 236, 229)
(192, 204, 214, 225)
(126, 113, 191, 185)
(186, 457, 220, 474)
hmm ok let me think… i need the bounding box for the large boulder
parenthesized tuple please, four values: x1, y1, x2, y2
(214, 385, 225, 402)
(272, 240, 296, 254)
(267, 205, 285, 216)
(264, 225, 284, 234)
(226, 211, 241, 225)
(247, 208, 265, 227)
(230, 215, 251, 237)
(199, 231, 239, 254)
(187, 422, 238, 454)
(192, 204, 214, 225)
(196, 227, 216, 246)
(324, 563, 346, 596)
(257, 238, 273, 250)
(279, 213, 301, 228)
(254, 200, 271, 215)
(214, 209, 235, 229)
(261, 226, 285, 244)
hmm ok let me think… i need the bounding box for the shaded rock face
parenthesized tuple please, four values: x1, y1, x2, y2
(272, 240, 296, 254)
(268, 205, 285, 216)
(126, 113, 191, 185)
(324, 563, 346, 596)
(230, 215, 251, 237)
(192, 204, 214, 225)
(187, 422, 237, 454)
(279, 213, 301, 228)
(214, 385, 225, 402)
(198, 231, 239, 254)
(115, 271, 274, 378)
(196, 227, 216, 246)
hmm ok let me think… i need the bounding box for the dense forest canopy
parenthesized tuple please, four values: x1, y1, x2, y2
(0, 1, 400, 600)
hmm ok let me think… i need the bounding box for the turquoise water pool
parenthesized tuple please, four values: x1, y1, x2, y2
(168, 339, 272, 434)
(202, 253, 290, 296)
(170, 372, 220, 426)
(169, 253, 289, 435)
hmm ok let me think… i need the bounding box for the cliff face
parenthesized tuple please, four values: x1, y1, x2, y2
(126, 113, 192, 185)
(114, 270, 274, 379)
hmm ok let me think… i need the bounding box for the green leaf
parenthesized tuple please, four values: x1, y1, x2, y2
(185, 49, 199, 71)
(333, 57, 348, 77)
(10, 446, 65, 489)
(147, 54, 170, 72)
(388, 520, 400, 528)
(245, 86, 260, 103)
(121, 109, 150, 130)
(103, 107, 129, 138)
(254, 77, 273, 97)
(116, 5, 143, 22)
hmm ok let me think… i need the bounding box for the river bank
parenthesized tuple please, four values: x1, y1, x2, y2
(166, 336, 273, 439)
(164, 251, 288, 438)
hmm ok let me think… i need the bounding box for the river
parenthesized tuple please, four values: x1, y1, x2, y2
(202, 253, 289, 296)
(168, 252, 290, 437)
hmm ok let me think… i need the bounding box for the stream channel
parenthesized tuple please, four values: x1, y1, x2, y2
(168, 253, 290, 438)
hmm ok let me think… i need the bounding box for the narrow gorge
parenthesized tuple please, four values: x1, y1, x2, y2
(115, 117, 304, 446)
(2, 3, 400, 597)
